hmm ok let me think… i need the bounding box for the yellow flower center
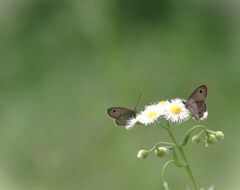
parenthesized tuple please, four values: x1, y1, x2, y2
(159, 100, 167, 105)
(147, 111, 157, 119)
(170, 105, 182, 115)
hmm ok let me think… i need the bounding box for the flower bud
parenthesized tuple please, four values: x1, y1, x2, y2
(137, 150, 148, 159)
(192, 135, 201, 143)
(154, 147, 169, 157)
(215, 131, 224, 140)
(206, 134, 217, 145)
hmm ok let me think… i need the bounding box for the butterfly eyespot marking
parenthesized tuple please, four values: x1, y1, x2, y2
(113, 110, 117, 113)
(199, 90, 203, 93)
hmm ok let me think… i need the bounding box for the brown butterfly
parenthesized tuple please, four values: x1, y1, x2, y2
(184, 85, 208, 120)
(107, 95, 141, 127)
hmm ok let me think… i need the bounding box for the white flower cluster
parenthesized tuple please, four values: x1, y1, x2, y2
(125, 98, 208, 130)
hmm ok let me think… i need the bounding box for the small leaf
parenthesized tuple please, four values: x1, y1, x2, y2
(180, 132, 191, 146)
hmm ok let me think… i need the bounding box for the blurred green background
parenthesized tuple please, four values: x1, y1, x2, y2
(0, 0, 239, 189)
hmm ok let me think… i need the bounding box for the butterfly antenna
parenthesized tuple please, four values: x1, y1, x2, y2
(134, 93, 141, 111)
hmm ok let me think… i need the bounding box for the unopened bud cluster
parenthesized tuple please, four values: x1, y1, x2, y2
(206, 131, 224, 147)
(191, 130, 224, 147)
(137, 146, 169, 159)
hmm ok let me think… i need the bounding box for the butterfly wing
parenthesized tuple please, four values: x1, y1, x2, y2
(115, 111, 137, 126)
(185, 99, 199, 119)
(186, 85, 208, 120)
(188, 85, 207, 101)
(107, 107, 136, 126)
(107, 107, 133, 119)
(195, 101, 207, 118)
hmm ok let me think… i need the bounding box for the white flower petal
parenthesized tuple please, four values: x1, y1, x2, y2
(164, 98, 190, 123)
(125, 117, 138, 130)
(137, 103, 165, 125)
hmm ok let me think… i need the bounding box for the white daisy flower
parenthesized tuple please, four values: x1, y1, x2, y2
(125, 117, 138, 130)
(158, 100, 169, 113)
(137, 103, 164, 125)
(164, 98, 190, 123)
(159, 100, 169, 106)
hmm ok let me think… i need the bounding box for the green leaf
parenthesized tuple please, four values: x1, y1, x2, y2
(180, 132, 191, 147)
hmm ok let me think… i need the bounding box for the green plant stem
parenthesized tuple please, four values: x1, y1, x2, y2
(166, 127, 198, 190)
(162, 160, 175, 183)
(146, 142, 175, 152)
(185, 125, 210, 138)
(162, 160, 175, 190)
